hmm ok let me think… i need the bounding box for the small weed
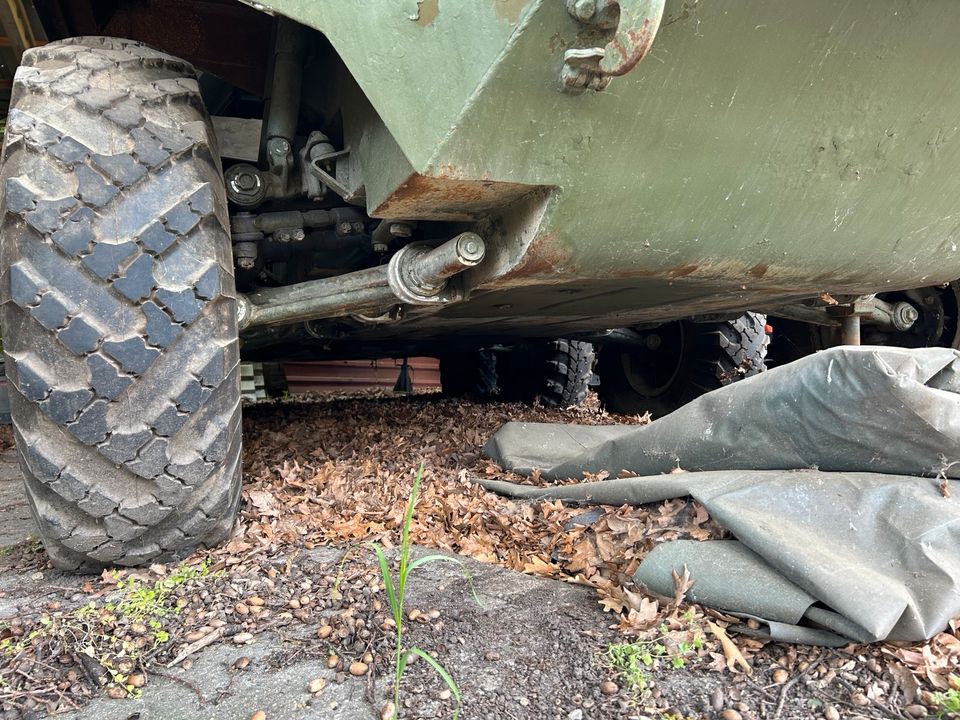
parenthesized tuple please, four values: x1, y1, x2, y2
(114, 559, 211, 620)
(931, 679, 960, 718)
(604, 629, 703, 697)
(370, 464, 479, 720)
(0, 559, 215, 698)
(605, 643, 651, 694)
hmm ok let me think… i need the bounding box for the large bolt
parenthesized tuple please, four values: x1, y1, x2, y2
(455, 232, 485, 265)
(234, 172, 258, 192)
(892, 302, 920, 331)
(225, 164, 266, 207)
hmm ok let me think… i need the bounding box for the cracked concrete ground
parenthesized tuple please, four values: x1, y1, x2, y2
(0, 449, 33, 549)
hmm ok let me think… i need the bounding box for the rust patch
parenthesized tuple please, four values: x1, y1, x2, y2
(749, 263, 769, 278)
(602, 21, 654, 76)
(372, 172, 540, 221)
(411, 0, 439, 27)
(668, 264, 699, 278)
(498, 230, 574, 282)
(494, 0, 528, 24)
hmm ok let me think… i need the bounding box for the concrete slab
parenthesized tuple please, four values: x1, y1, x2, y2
(0, 448, 34, 548)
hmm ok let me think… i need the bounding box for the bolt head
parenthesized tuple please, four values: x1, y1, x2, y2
(455, 233, 485, 263)
(271, 138, 291, 156)
(235, 172, 257, 191)
(574, 0, 596, 20)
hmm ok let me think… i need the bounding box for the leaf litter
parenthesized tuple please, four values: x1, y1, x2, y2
(0, 392, 957, 718)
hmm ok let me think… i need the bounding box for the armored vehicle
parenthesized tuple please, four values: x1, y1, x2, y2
(2, 0, 959, 568)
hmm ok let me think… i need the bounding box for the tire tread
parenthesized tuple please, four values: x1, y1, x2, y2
(1, 37, 240, 570)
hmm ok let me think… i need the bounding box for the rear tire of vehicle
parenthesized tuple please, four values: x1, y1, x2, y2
(498, 340, 595, 407)
(0, 37, 241, 570)
(598, 313, 768, 417)
(439, 350, 497, 399)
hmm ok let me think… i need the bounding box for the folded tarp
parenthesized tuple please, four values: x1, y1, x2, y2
(478, 346, 960, 644)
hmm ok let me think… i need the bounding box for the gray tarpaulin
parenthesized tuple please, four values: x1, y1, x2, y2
(477, 346, 960, 644)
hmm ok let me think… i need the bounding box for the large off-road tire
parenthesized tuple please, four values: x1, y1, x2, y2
(498, 340, 595, 407)
(0, 38, 241, 570)
(598, 313, 768, 417)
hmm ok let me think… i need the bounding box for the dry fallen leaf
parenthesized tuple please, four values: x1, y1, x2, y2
(670, 564, 696, 614)
(708, 621, 752, 675)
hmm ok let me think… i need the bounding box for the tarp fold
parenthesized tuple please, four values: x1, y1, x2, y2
(478, 347, 960, 643)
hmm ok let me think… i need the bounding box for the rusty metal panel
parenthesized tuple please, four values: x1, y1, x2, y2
(282, 357, 440, 393)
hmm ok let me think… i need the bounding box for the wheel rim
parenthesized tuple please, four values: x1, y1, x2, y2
(619, 322, 685, 397)
(865, 282, 960, 349)
(912, 282, 960, 349)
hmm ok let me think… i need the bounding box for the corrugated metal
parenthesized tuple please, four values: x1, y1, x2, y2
(282, 357, 440, 393)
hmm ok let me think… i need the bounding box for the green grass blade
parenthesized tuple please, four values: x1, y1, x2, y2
(370, 543, 401, 625)
(397, 464, 423, 600)
(397, 648, 411, 679)
(407, 555, 483, 607)
(408, 646, 461, 720)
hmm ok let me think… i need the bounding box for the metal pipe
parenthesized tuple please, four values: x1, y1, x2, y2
(230, 207, 365, 237)
(260, 17, 306, 163)
(841, 315, 861, 345)
(238, 233, 486, 331)
(388, 233, 485, 304)
(411, 232, 485, 290)
(238, 286, 391, 330)
(246, 266, 388, 307)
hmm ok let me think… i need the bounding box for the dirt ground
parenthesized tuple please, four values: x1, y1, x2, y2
(0, 392, 956, 720)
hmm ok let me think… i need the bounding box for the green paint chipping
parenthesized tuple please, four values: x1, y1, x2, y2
(411, 0, 439, 27)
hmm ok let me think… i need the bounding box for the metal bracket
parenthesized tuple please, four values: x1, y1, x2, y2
(561, 0, 666, 94)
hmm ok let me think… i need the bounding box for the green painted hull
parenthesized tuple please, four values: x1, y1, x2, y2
(254, 0, 960, 331)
